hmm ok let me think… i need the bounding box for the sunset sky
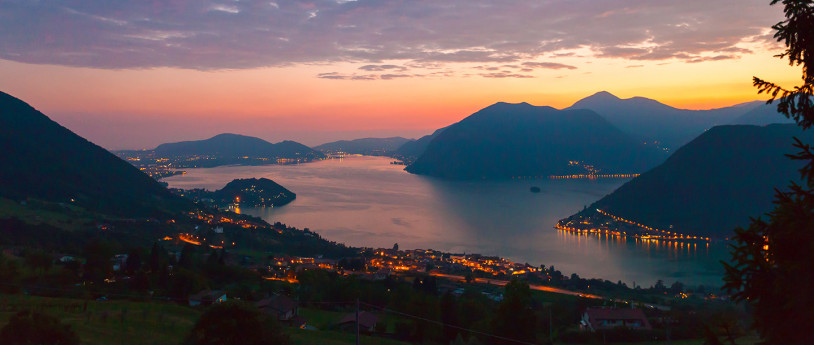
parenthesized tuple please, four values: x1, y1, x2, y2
(0, 0, 803, 149)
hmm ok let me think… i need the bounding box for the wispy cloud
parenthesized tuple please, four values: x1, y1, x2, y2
(480, 72, 535, 79)
(521, 62, 577, 70)
(358, 64, 407, 72)
(317, 71, 418, 80)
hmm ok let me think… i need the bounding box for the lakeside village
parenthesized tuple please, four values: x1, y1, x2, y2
(145, 215, 735, 343)
(170, 210, 713, 304)
(0, 201, 738, 344)
(121, 150, 647, 182)
(556, 209, 711, 244)
(115, 150, 316, 179)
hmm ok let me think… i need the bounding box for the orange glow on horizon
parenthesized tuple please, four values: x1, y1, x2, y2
(0, 43, 802, 149)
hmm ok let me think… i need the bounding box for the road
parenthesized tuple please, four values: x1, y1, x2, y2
(429, 272, 603, 299)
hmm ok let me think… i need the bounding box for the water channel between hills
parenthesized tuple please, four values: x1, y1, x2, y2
(163, 155, 728, 287)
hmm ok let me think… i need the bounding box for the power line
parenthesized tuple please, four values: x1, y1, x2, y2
(0, 282, 544, 345)
(359, 301, 540, 345)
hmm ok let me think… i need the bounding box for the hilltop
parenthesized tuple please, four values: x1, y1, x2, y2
(173, 178, 296, 208)
(116, 133, 324, 170)
(0, 91, 189, 218)
(154, 133, 323, 161)
(566, 91, 783, 149)
(393, 127, 448, 161)
(313, 137, 411, 156)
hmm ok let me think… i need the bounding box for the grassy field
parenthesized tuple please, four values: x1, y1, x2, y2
(0, 295, 412, 345)
(0, 294, 755, 345)
(603, 335, 760, 345)
(299, 307, 348, 329)
(0, 197, 97, 231)
(0, 294, 199, 345)
(288, 328, 410, 345)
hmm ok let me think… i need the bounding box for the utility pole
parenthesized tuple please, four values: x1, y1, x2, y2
(549, 307, 553, 344)
(356, 298, 360, 345)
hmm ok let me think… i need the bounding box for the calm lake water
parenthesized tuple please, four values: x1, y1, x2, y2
(164, 156, 728, 287)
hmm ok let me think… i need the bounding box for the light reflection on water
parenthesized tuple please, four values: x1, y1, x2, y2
(164, 156, 728, 287)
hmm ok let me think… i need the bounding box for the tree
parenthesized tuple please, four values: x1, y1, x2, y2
(0, 310, 80, 345)
(148, 242, 167, 272)
(182, 301, 289, 345)
(124, 248, 143, 275)
(753, 0, 814, 129)
(491, 279, 537, 344)
(724, 1, 814, 345)
(24, 250, 52, 273)
(178, 243, 197, 269)
(653, 279, 666, 293)
(0, 254, 20, 293)
(669, 281, 685, 294)
(440, 291, 459, 343)
(83, 239, 113, 283)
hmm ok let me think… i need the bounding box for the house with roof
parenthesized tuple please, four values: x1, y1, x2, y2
(580, 307, 652, 332)
(256, 294, 299, 321)
(337, 311, 379, 333)
(188, 290, 227, 307)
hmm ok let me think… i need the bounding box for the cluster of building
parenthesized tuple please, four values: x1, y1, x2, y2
(186, 211, 266, 230)
(188, 289, 379, 333)
(548, 173, 640, 180)
(261, 247, 546, 285)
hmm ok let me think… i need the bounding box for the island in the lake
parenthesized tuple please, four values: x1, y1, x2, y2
(171, 177, 296, 208)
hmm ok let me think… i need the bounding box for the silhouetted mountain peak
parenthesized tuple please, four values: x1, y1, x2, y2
(210, 133, 255, 140)
(583, 91, 620, 102)
(576, 123, 812, 237)
(566, 92, 775, 149)
(0, 91, 189, 217)
(405, 102, 667, 179)
(489, 101, 536, 109)
(626, 96, 676, 109)
(314, 137, 411, 155)
(572, 92, 674, 110)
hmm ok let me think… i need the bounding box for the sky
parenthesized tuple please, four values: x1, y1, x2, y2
(0, 0, 804, 149)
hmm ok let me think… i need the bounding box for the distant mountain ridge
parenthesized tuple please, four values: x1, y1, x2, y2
(313, 137, 411, 156)
(0, 91, 189, 217)
(728, 103, 795, 126)
(579, 124, 812, 238)
(405, 102, 668, 179)
(154, 133, 322, 160)
(394, 127, 448, 160)
(566, 91, 783, 149)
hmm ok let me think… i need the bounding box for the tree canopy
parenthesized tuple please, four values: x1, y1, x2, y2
(182, 301, 289, 345)
(0, 310, 80, 345)
(724, 1, 814, 345)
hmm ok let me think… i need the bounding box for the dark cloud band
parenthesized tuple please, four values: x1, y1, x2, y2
(0, 0, 778, 70)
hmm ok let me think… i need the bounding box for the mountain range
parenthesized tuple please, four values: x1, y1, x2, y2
(394, 127, 448, 160)
(154, 133, 323, 160)
(393, 92, 788, 171)
(579, 124, 811, 238)
(728, 103, 795, 126)
(565, 91, 785, 149)
(0, 91, 189, 217)
(404, 102, 668, 179)
(313, 137, 411, 156)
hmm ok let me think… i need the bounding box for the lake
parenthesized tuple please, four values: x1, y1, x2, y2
(164, 155, 728, 287)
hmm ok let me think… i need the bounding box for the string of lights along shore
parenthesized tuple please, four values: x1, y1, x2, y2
(556, 209, 711, 243)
